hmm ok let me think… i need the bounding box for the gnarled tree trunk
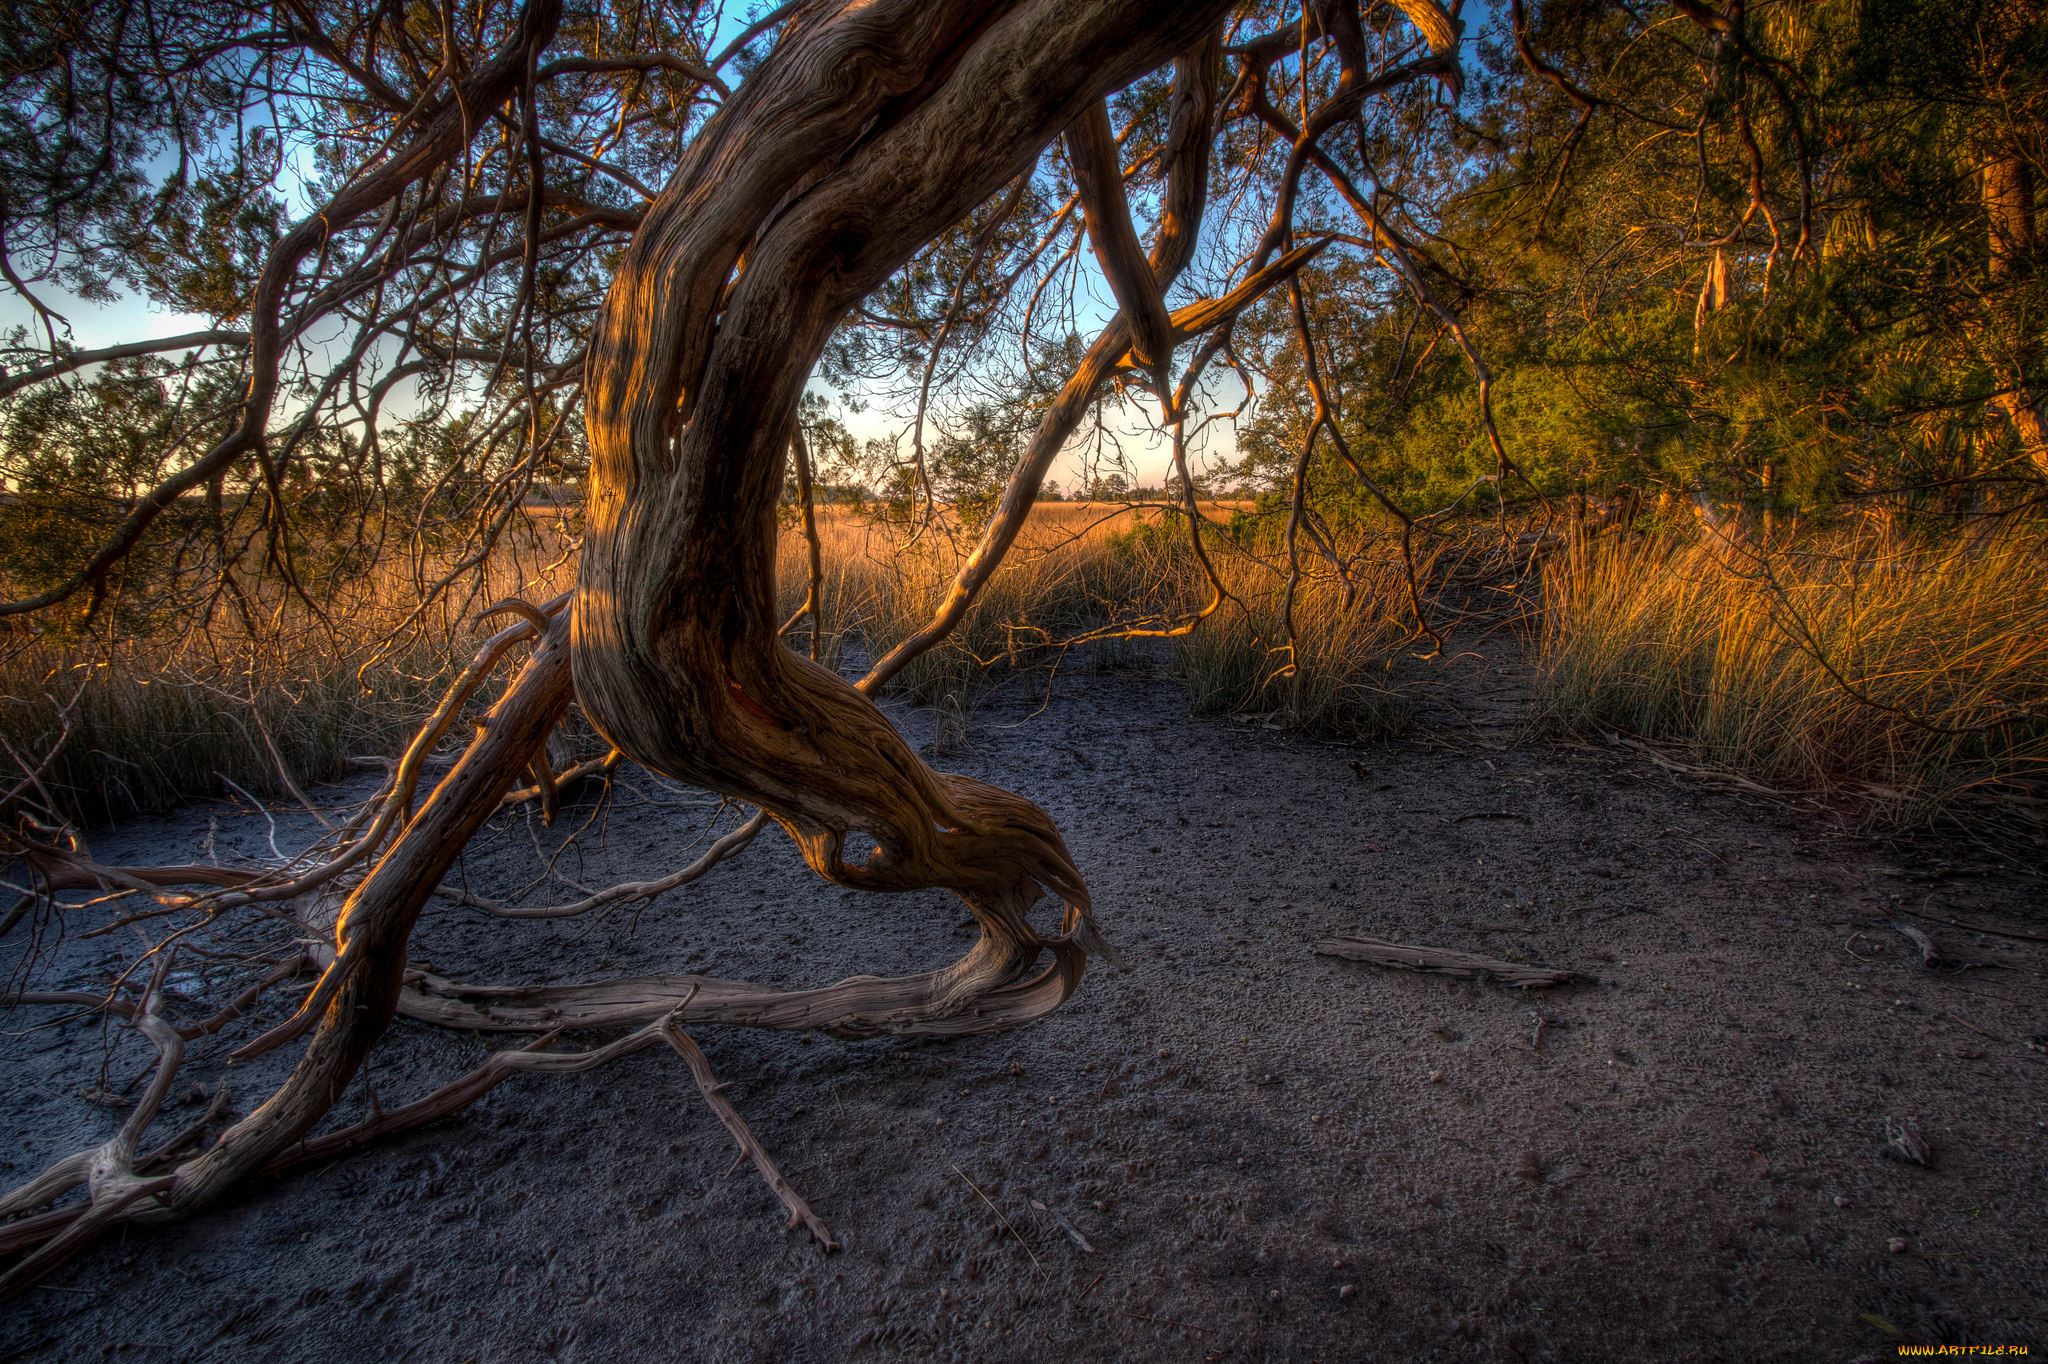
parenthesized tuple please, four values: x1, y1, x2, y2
(2, 0, 1306, 1288)
(572, 0, 1234, 1029)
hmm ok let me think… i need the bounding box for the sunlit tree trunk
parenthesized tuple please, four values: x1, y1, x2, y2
(571, 0, 1231, 1006)
(1982, 150, 2047, 474)
(20, 0, 1238, 1249)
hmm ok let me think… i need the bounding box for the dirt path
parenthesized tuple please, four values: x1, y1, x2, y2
(4, 662, 2045, 1361)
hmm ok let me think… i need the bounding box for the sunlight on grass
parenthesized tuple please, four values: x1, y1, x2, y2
(775, 503, 1426, 738)
(0, 537, 580, 822)
(14, 499, 2042, 829)
(1531, 524, 2048, 824)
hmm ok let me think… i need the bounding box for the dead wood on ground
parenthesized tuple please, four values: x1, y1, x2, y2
(1315, 934, 1597, 988)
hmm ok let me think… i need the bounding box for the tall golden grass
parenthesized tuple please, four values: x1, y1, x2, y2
(1531, 525, 2048, 823)
(11, 496, 2039, 830)
(0, 539, 579, 823)
(1168, 539, 1422, 735)
(773, 503, 1161, 693)
(773, 502, 1423, 737)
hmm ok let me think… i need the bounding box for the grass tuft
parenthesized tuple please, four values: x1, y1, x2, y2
(0, 545, 579, 825)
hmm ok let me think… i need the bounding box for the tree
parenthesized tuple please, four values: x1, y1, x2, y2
(1239, 0, 2048, 517)
(0, 0, 1477, 1285)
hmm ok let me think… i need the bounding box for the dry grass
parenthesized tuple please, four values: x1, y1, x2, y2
(776, 502, 1426, 739)
(20, 493, 2037, 831)
(1530, 523, 2048, 825)
(0, 501, 1435, 823)
(1172, 546, 1422, 736)
(0, 538, 580, 824)
(774, 503, 1183, 694)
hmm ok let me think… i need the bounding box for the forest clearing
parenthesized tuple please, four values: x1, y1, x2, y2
(1, 0, 2044, 1359)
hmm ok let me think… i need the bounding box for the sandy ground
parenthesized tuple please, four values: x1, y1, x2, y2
(3, 657, 2045, 1362)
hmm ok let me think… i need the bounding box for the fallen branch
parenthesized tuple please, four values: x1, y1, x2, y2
(8, 949, 305, 1041)
(0, 964, 187, 1296)
(1942, 1012, 2014, 1045)
(499, 749, 620, 808)
(11, 854, 265, 892)
(0, 1205, 85, 1256)
(662, 1014, 837, 1250)
(1314, 934, 1596, 988)
(258, 1022, 668, 1179)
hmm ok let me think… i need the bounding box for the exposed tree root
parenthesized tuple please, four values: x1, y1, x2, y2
(431, 809, 768, 918)
(0, 594, 1084, 1290)
(394, 940, 1087, 1039)
(8, 950, 306, 1042)
(254, 1009, 839, 1247)
(0, 962, 184, 1296)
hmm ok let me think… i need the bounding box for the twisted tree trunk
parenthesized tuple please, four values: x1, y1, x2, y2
(572, 0, 1233, 1027)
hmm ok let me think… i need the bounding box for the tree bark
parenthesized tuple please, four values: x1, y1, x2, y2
(150, 614, 574, 1216)
(1982, 150, 2046, 474)
(573, 0, 1235, 1018)
(1067, 99, 1174, 378)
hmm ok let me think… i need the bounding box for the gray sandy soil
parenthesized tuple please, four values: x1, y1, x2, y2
(4, 661, 2045, 1362)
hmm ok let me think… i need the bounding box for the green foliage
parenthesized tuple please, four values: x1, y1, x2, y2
(1228, 0, 2047, 528)
(930, 404, 1029, 531)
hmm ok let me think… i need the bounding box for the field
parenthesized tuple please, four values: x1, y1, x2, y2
(9, 503, 2043, 832)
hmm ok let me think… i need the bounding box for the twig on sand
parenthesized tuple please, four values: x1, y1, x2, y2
(1943, 1013, 2013, 1045)
(953, 1164, 1042, 1277)
(1891, 919, 2033, 974)
(1031, 1198, 1094, 1254)
(1601, 731, 1790, 797)
(1896, 903, 2048, 945)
